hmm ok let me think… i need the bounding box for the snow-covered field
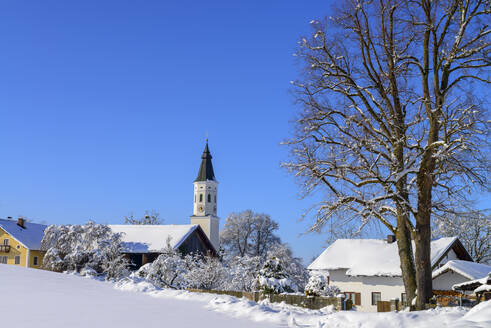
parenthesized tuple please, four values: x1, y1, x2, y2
(1, 265, 490, 328)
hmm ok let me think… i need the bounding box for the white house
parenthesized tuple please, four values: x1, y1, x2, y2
(308, 236, 473, 312)
(432, 260, 491, 291)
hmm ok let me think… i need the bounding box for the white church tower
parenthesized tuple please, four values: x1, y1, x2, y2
(190, 140, 220, 251)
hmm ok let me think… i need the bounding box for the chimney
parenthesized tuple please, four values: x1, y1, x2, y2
(17, 218, 25, 229)
(387, 235, 396, 244)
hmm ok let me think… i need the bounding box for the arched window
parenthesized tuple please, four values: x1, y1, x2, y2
(214, 195, 217, 202)
(194, 195, 196, 203)
(199, 194, 203, 202)
(208, 194, 211, 202)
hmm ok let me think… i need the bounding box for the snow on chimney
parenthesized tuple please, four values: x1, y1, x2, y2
(17, 218, 25, 229)
(387, 235, 396, 243)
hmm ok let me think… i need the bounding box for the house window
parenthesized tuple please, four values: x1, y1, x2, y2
(3, 239, 8, 245)
(0, 256, 7, 264)
(371, 292, 381, 306)
(345, 292, 361, 306)
(33, 256, 39, 266)
(14, 256, 20, 265)
(208, 194, 211, 202)
(199, 194, 203, 202)
(401, 293, 407, 307)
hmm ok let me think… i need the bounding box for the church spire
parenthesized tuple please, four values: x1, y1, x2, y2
(195, 141, 216, 182)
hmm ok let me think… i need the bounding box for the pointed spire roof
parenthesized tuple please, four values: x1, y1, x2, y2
(195, 141, 216, 182)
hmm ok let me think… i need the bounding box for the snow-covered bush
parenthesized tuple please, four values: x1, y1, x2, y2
(304, 274, 340, 297)
(185, 255, 229, 290)
(136, 247, 190, 289)
(257, 256, 296, 294)
(41, 221, 129, 279)
(266, 244, 308, 292)
(224, 255, 262, 291)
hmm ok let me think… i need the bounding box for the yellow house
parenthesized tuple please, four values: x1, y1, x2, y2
(0, 218, 47, 269)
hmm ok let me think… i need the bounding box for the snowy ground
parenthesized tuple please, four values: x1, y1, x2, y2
(2, 265, 490, 328)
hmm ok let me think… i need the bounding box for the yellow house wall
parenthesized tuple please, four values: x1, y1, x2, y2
(29, 250, 45, 268)
(0, 227, 45, 268)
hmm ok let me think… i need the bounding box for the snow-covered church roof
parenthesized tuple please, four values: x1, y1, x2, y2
(308, 237, 463, 277)
(433, 260, 491, 281)
(109, 224, 200, 253)
(0, 218, 47, 250)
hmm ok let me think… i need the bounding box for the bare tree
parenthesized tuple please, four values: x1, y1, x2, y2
(220, 210, 281, 258)
(124, 210, 163, 225)
(434, 209, 490, 264)
(284, 0, 489, 309)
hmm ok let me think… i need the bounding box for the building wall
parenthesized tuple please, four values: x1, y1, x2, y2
(190, 216, 219, 251)
(0, 228, 45, 268)
(433, 271, 468, 291)
(0, 227, 28, 267)
(329, 269, 405, 312)
(435, 249, 458, 268)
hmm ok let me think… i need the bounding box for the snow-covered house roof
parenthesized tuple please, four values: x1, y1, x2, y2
(432, 260, 491, 281)
(0, 218, 47, 250)
(308, 237, 467, 277)
(109, 224, 202, 253)
(453, 273, 491, 292)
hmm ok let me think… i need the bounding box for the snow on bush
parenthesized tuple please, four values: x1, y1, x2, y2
(41, 221, 129, 280)
(185, 255, 229, 290)
(264, 244, 309, 292)
(224, 255, 262, 292)
(135, 246, 189, 289)
(257, 256, 296, 294)
(304, 274, 340, 297)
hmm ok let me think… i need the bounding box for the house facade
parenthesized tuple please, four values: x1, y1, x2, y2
(308, 236, 473, 312)
(0, 218, 47, 269)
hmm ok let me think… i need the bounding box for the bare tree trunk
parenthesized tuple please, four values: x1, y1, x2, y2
(396, 211, 417, 306)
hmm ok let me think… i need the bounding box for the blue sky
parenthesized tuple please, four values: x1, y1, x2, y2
(0, 1, 489, 263)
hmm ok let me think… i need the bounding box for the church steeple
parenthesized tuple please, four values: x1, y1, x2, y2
(195, 141, 216, 182)
(191, 140, 220, 251)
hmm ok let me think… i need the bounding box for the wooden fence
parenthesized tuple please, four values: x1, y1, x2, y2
(187, 289, 352, 311)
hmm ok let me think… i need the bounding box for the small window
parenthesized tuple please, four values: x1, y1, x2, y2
(14, 256, 20, 265)
(214, 195, 217, 202)
(0, 256, 7, 264)
(199, 194, 203, 202)
(207, 194, 211, 202)
(3, 239, 8, 245)
(371, 292, 381, 306)
(16, 245, 20, 249)
(33, 256, 39, 266)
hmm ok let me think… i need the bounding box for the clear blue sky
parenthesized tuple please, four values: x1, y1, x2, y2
(0, 1, 489, 263)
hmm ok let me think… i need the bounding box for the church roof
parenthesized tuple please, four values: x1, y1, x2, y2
(109, 224, 199, 253)
(195, 141, 216, 182)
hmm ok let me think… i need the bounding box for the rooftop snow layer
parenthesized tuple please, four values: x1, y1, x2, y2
(433, 260, 491, 280)
(0, 218, 47, 250)
(109, 224, 198, 253)
(308, 237, 458, 277)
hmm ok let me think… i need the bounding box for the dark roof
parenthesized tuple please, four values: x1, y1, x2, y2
(195, 142, 216, 182)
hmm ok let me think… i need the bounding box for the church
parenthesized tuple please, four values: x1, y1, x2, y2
(109, 141, 220, 269)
